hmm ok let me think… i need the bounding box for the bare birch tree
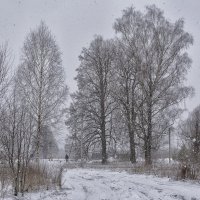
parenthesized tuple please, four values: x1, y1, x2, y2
(66, 94, 90, 160)
(72, 36, 116, 164)
(16, 21, 68, 160)
(114, 5, 193, 165)
(112, 40, 140, 163)
(0, 85, 35, 196)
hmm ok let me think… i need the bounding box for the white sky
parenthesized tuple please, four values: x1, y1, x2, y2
(1, 0, 200, 148)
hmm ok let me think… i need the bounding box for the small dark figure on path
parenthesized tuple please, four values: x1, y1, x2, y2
(65, 154, 69, 162)
(30, 153, 34, 159)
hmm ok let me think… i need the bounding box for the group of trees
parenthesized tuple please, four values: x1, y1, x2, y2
(178, 105, 200, 164)
(66, 5, 193, 165)
(0, 22, 68, 196)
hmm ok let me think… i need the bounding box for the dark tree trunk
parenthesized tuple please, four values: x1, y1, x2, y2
(14, 177, 19, 196)
(127, 114, 136, 163)
(101, 103, 107, 164)
(100, 68, 107, 164)
(36, 117, 41, 161)
(144, 135, 152, 166)
(129, 128, 136, 163)
(127, 80, 137, 163)
(145, 94, 153, 166)
(101, 129, 107, 164)
(193, 116, 200, 162)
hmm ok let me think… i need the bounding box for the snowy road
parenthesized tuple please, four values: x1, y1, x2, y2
(9, 168, 200, 200)
(62, 168, 200, 200)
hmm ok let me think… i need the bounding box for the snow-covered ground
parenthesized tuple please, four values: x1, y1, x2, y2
(63, 169, 200, 200)
(5, 168, 200, 200)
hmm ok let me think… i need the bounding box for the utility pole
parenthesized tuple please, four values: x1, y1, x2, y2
(169, 127, 171, 164)
(80, 114, 84, 167)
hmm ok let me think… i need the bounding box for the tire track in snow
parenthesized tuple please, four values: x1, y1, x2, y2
(62, 168, 200, 200)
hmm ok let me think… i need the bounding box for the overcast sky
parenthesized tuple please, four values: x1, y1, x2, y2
(1, 0, 200, 147)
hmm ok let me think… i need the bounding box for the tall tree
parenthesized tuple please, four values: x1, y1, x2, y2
(112, 40, 140, 163)
(114, 5, 193, 165)
(0, 85, 35, 196)
(180, 106, 200, 163)
(66, 94, 90, 160)
(16, 22, 68, 160)
(73, 36, 115, 164)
